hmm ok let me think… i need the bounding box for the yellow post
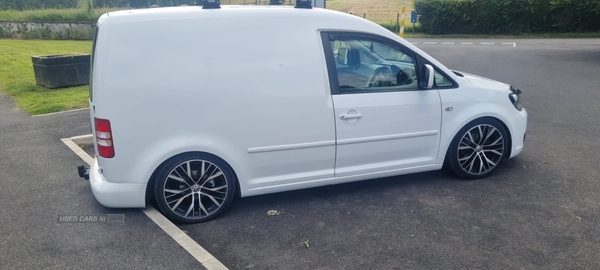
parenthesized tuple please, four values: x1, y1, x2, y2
(399, 0, 406, 38)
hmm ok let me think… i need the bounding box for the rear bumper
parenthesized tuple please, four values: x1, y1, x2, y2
(90, 158, 147, 208)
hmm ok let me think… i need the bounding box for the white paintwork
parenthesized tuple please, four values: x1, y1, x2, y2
(436, 72, 528, 161)
(90, 159, 147, 207)
(88, 6, 526, 207)
(332, 91, 441, 177)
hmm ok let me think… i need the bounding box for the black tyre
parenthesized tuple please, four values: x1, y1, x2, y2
(154, 153, 236, 223)
(445, 118, 509, 179)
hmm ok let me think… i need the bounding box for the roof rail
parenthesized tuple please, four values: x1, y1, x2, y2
(199, 0, 221, 9)
(295, 0, 312, 9)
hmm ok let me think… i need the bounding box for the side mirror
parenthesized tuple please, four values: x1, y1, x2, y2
(337, 47, 348, 65)
(422, 64, 434, 89)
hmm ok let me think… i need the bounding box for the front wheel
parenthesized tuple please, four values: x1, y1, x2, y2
(154, 153, 236, 223)
(445, 118, 509, 179)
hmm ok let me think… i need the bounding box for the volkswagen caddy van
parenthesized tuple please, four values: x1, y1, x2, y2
(85, 1, 527, 223)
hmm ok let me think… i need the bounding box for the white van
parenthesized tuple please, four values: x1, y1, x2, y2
(85, 2, 527, 223)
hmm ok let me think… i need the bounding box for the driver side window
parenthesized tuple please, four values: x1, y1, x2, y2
(329, 36, 417, 94)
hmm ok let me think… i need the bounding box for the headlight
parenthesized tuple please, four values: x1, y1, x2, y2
(508, 92, 523, 111)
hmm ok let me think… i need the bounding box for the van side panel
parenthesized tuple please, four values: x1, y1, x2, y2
(94, 11, 337, 196)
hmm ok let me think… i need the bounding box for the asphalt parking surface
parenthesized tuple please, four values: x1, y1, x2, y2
(182, 40, 600, 269)
(0, 97, 201, 269)
(0, 39, 599, 269)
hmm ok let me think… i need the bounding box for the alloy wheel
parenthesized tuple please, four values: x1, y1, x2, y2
(457, 124, 505, 175)
(162, 159, 229, 220)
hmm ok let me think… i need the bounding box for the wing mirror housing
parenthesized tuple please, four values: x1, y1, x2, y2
(422, 64, 435, 89)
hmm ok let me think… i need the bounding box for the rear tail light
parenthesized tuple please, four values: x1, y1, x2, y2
(94, 118, 115, 158)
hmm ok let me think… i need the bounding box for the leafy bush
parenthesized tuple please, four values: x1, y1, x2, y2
(0, 7, 116, 21)
(93, 0, 195, 8)
(415, 0, 600, 34)
(0, 0, 196, 10)
(551, 0, 600, 31)
(0, 0, 79, 10)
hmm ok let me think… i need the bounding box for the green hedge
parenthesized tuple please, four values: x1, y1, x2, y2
(0, 0, 196, 10)
(0, 0, 79, 10)
(92, 0, 195, 8)
(415, 0, 600, 34)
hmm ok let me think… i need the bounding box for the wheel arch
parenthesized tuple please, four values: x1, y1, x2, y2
(144, 151, 242, 206)
(441, 115, 513, 164)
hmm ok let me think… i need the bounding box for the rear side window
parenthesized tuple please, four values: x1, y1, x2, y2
(89, 26, 99, 102)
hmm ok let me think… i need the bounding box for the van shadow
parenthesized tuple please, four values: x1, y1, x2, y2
(227, 169, 457, 214)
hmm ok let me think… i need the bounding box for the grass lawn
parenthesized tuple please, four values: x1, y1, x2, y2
(0, 39, 92, 115)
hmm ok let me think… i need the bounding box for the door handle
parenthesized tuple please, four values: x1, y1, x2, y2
(340, 113, 362, 120)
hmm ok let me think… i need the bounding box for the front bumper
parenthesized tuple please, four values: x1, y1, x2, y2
(508, 107, 527, 158)
(90, 158, 147, 208)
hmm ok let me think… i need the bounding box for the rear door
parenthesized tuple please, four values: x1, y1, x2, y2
(322, 32, 442, 177)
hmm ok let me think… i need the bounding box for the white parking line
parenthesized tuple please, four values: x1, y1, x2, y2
(32, 108, 88, 117)
(481, 42, 495, 45)
(460, 42, 473, 45)
(142, 207, 227, 269)
(502, 42, 517, 47)
(423, 42, 437, 44)
(442, 42, 455, 45)
(411, 42, 420, 44)
(61, 137, 94, 166)
(61, 135, 228, 270)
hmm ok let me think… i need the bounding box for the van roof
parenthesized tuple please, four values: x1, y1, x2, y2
(104, 5, 344, 22)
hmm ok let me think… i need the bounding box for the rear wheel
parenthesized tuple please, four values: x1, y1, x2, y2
(446, 118, 508, 179)
(154, 153, 236, 223)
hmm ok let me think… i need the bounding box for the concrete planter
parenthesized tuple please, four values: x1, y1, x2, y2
(32, 54, 90, 89)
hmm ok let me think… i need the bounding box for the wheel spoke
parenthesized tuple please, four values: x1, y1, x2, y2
(186, 161, 193, 182)
(184, 193, 195, 217)
(467, 153, 477, 172)
(484, 137, 503, 147)
(484, 149, 503, 156)
(459, 141, 475, 150)
(168, 173, 189, 186)
(200, 161, 206, 179)
(483, 126, 497, 144)
(478, 155, 485, 174)
(467, 131, 475, 145)
(201, 187, 227, 198)
(176, 165, 195, 185)
(206, 171, 223, 181)
(198, 197, 209, 216)
(165, 188, 190, 199)
(200, 167, 223, 186)
(483, 144, 503, 150)
(169, 193, 192, 210)
(202, 192, 222, 207)
(459, 151, 476, 165)
(482, 152, 497, 167)
(477, 126, 485, 145)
